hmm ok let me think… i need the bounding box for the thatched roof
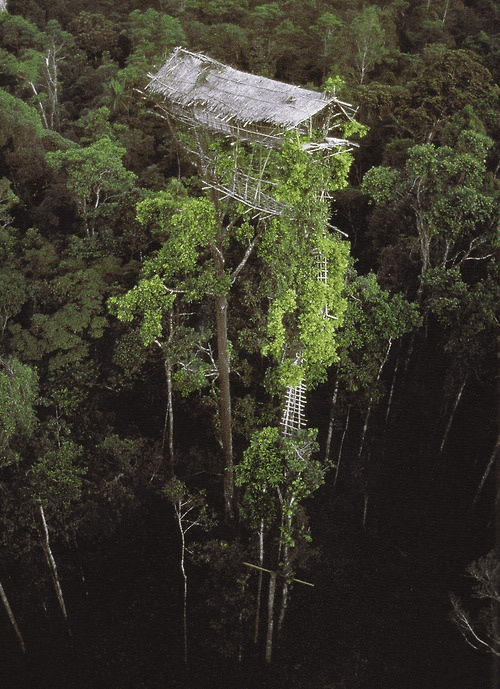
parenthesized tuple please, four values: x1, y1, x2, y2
(147, 47, 353, 145)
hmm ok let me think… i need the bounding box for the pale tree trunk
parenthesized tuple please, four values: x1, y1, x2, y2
(362, 493, 369, 528)
(277, 511, 293, 640)
(473, 433, 500, 506)
(178, 516, 188, 665)
(385, 343, 401, 427)
(45, 45, 59, 130)
(254, 520, 265, 644)
(163, 357, 175, 472)
(28, 80, 49, 129)
(265, 571, 277, 663)
(439, 377, 467, 455)
(277, 563, 290, 642)
(358, 339, 392, 460)
(441, 0, 450, 26)
(28, 45, 60, 130)
(0, 580, 26, 654)
(277, 576, 289, 643)
(38, 503, 71, 635)
(324, 379, 339, 463)
(334, 405, 351, 487)
(416, 206, 432, 285)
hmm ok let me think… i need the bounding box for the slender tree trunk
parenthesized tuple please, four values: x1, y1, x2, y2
(385, 344, 401, 427)
(358, 339, 392, 460)
(362, 493, 369, 528)
(441, 0, 450, 25)
(277, 577, 289, 642)
(473, 433, 500, 506)
(358, 400, 373, 462)
(179, 523, 188, 665)
(277, 525, 291, 641)
(28, 80, 49, 129)
(209, 185, 234, 519)
(334, 405, 350, 487)
(45, 45, 59, 130)
(324, 379, 339, 463)
(439, 377, 466, 455)
(163, 357, 175, 472)
(265, 571, 277, 663)
(38, 503, 71, 635)
(254, 521, 265, 644)
(0, 580, 26, 654)
(215, 289, 234, 519)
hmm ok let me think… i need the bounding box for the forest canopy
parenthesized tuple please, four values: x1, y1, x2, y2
(0, 1, 499, 688)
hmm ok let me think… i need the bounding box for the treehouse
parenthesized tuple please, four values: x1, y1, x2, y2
(146, 48, 355, 437)
(146, 47, 356, 217)
(147, 47, 354, 148)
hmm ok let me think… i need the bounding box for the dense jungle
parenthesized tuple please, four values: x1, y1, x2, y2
(0, 1, 499, 687)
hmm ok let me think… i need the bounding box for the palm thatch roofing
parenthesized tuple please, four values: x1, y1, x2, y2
(147, 47, 354, 148)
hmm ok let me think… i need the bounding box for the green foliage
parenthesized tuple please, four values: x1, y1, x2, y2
(190, 538, 254, 659)
(31, 438, 86, 511)
(362, 129, 497, 281)
(423, 262, 500, 378)
(46, 134, 136, 234)
(0, 266, 27, 335)
(109, 274, 175, 347)
(70, 11, 118, 61)
(234, 426, 322, 535)
(0, 12, 43, 55)
(260, 135, 353, 387)
(351, 5, 386, 85)
(0, 89, 45, 146)
(14, 254, 116, 367)
(199, 22, 248, 64)
(0, 357, 39, 466)
(135, 186, 220, 299)
(311, 12, 342, 62)
(361, 166, 400, 205)
(109, 184, 221, 397)
(127, 9, 186, 69)
(163, 476, 216, 532)
(336, 272, 422, 396)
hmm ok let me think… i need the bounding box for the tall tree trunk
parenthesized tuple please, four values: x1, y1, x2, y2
(265, 571, 277, 663)
(179, 521, 188, 665)
(324, 379, 339, 463)
(210, 187, 234, 519)
(38, 503, 71, 635)
(45, 45, 60, 131)
(277, 510, 293, 640)
(254, 521, 265, 644)
(163, 357, 175, 472)
(439, 377, 467, 455)
(334, 405, 351, 487)
(0, 580, 26, 654)
(362, 493, 369, 528)
(215, 290, 234, 519)
(358, 339, 392, 460)
(385, 343, 401, 428)
(473, 433, 500, 506)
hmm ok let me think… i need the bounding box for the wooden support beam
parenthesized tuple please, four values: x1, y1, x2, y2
(242, 561, 314, 587)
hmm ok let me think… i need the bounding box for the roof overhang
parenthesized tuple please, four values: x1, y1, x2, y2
(146, 47, 354, 144)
